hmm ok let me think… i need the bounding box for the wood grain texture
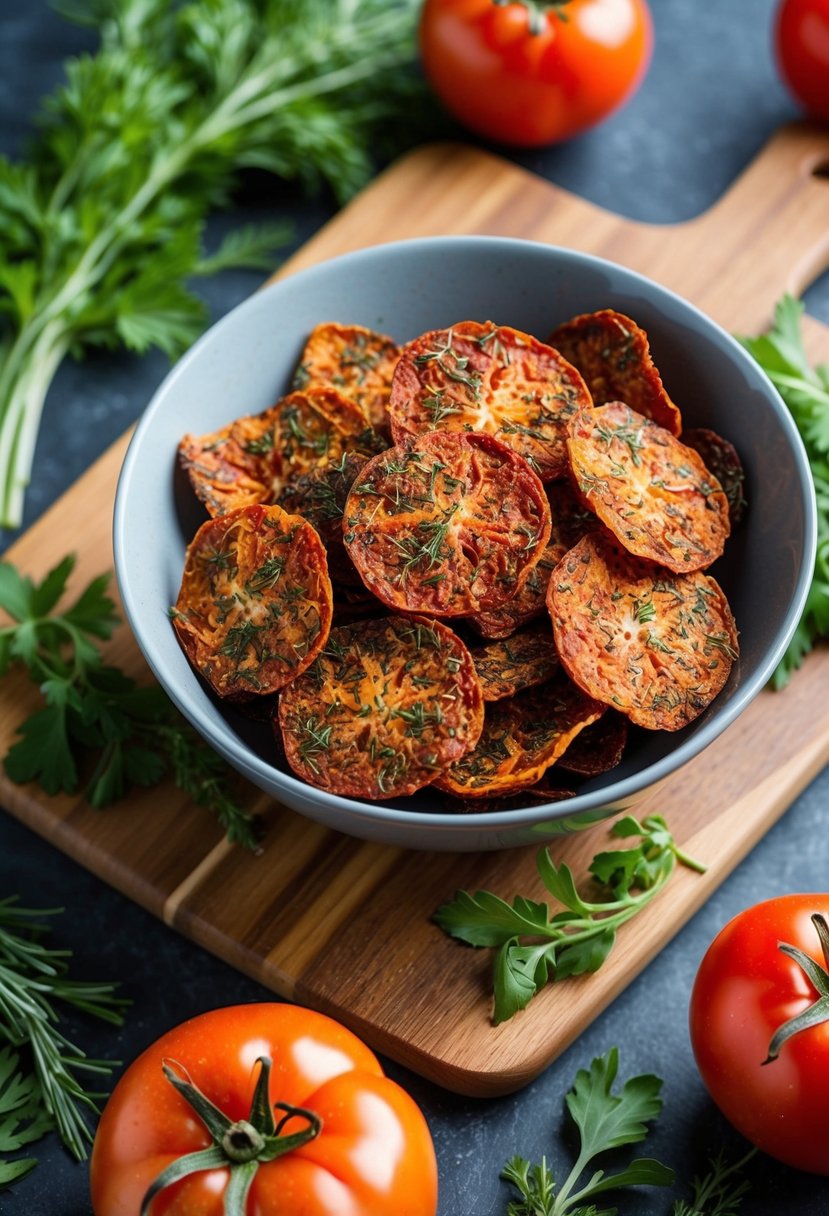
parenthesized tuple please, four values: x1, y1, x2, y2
(2, 123, 829, 1096)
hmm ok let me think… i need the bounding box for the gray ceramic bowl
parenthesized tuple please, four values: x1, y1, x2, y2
(114, 236, 816, 851)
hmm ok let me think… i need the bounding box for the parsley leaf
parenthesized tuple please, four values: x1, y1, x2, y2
(0, 554, 258, 847)
(435, 815, 705, 1024)
(0, 1046, 53, 1192)
(740, 296, 829, 687)
(501, 1047, 674, 1216)
(0, 0, 433, 526)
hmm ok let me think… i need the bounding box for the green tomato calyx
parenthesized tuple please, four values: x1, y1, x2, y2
(140, 1055, 322, 1215)
(763, 913, 829, 1065)
(492, 0, 573, 37)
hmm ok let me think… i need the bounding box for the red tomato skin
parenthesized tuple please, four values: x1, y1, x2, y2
(689, 895, 829, 1175)
(775, 0, 829, 121)
(89, 1003, 438, 1216)
(419, 0, 653, 147)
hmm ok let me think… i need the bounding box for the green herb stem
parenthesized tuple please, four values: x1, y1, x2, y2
(0, 0, 427, 526)
(0, 554, 257, 846)
(436, 814, 705, 1023)
(0, 899, 127, 1165)
(740, 296, 829, 686)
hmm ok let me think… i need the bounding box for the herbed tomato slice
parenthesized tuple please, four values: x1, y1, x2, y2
(292, 322, 401, 434)
(470, 479, 594, 638)
(278, 453, 368, 587)
(682, 426, 747, 527)
(388, 321, 592, 480)
(556, 709, 629, 776)
(435, 668, 605, 798)
(548, 531, 738, 731)
(178, 404, 284, 519)
(567, 402, 730, 572)
(178, 389, 382, 519)
(89, 1003, 438, 1216)
(278, 615, 484, 799)
(471, 624, 558, 701)
(343, 431, 551, 617)
(271, 387, 385, 483)
(172, 503, 333, 699)
(441, 785, 577, 815)
(549, 309, 682, 435)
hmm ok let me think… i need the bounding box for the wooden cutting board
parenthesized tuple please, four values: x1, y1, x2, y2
(2, 123, 829, 1097)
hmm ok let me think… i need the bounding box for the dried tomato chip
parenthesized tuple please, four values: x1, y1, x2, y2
(470, 479, 594, 637)
(682, 427, 747, 527)
(388, 321, 592, 481)
(271, 387, 385, 483)
(471, 625, 558, 701)
(292, 322, 401, 433)
(277, 616, 484, 799)
(568, 402, 730, 573)
(172, 504, 333, 699)
(178, 389, 383, 519)
(178, 404, 283, 519)
(434, 671, 605, 799)
(343, 431, 551, 617)
(548, 531, 739, 731)
(549, 309, 682, 435)
(277, 453, 367, 586)
(556, 710, 629, 776)
(440, 786, 577, 814)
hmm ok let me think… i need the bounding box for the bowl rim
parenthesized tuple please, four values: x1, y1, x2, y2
(114, 233, 819, 833)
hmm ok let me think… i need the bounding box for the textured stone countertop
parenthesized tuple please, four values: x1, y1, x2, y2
(1, 2, 828, 1212)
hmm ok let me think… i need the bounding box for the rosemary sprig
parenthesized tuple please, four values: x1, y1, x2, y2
(0, 898, 127, 1168)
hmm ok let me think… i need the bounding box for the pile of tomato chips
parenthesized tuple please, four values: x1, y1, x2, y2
(172, 311, 744, 807)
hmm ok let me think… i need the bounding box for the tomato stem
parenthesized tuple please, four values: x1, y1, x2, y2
(492, 0, 573, 36)
(812, 912, 829, 970)
(141, 1055, 323, 1215)
(763, 914, 829, 1065)
(222, 1120, 266, 1162)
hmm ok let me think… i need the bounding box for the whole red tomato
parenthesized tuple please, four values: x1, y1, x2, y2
(689, 895, 829, 1175)
(419, 0, 653, 147)
(775, 0, 829, 121)
(90, 1004, 438, 1215)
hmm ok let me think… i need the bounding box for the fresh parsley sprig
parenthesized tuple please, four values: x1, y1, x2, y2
(501, 1047, 674, 1216)
(0, 1045, 53, 1191)
(740, 295, 829, 687)
(0, 554, 257, 847)
(0, 897, 127, 1178)
(0, 0, 430, 527)
(435, 815, 705, 1023)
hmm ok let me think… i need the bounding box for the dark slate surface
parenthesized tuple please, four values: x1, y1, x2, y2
(1, 2, 828, 1212)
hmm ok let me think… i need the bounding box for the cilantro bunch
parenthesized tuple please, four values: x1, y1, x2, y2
(0, 554, 256, 846)
(0, 0, 428, 527)
(740, 296, 829, 686)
